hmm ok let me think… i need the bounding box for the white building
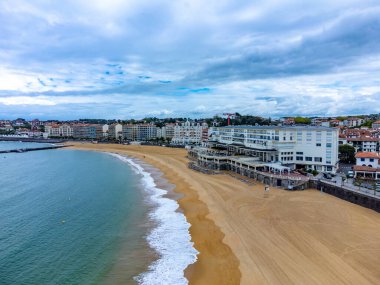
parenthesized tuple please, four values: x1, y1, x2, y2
(211, 125, 339, 173)
(45, 124, 73, 138)
(156, 123, 175, 141)
(172, 121, 208, 145)
(353, 152, 380, 180)
(347, 137, 379, 152)
(122, 124, 157, 141)
(108, 123, 123, 140)
(373, 120, 380, 129)
(102, 124, 109, 138)
(343, 118, 364, 127)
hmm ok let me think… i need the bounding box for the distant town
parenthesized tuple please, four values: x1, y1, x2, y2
(1, 113, 380, 191)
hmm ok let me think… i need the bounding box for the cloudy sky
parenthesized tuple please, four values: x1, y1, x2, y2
(1, 0, 380, 119)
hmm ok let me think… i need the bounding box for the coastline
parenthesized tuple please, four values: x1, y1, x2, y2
(67, 143, 241, 285)
(66, 143, 380, 285)
(108, 153, 198, 284)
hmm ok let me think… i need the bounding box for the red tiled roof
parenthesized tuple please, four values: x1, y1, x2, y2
(348, 137, 379, 142)
(353, 165, 380, 172)
(355, 152, 380, 159)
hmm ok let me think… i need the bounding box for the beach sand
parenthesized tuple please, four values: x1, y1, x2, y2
(67, 143, 380, 285)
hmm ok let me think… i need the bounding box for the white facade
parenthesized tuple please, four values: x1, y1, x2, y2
(356, 154, 379, 168)
(348, 138, 379, 152)
(102, 124, 109, 137)
(156, 124, 175, 140)
(172, 121, 208, 145)
(108, 123, 123, 139)
(45, 124, 73, 137)
(212, 125, 339, 173)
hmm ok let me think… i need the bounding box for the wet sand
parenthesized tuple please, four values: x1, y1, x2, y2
(68, 143, 380, 285)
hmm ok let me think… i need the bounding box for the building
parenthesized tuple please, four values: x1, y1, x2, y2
(122, 124, 157, 141)
(172, 121, 208, 145)
(209, 125, 339, 173)
(283, 117, 295, 125)
(353, 152, 380, 180)
(72, 124, 103, 140)
(373, 120, 380, 129)
(343, 117, 364, 127)
(102, 124, 109, 138)
(347, 137, 379, 152)
(156, 123, 175, 141)
(45, 124, 73, 138)
(108, 123, 123, 140)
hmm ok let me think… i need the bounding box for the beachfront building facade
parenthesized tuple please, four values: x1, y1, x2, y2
(108, 123, 123, 140)
(172, 121, 208, 145)
(209, 125, 339, 173)
(122, 124, 157, 141)
(72, 124, 103, 140)
(157, 123, 175, 141)
(45, 124, 73, 138)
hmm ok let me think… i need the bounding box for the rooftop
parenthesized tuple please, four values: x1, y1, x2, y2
(219, 125, 338, 131)
(353, 165, 380, 172)
(355, 152, 380, 159)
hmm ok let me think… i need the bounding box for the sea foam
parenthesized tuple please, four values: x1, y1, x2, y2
(108, 153, 198, 285)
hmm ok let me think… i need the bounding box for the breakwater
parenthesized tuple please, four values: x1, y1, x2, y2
(0, 137, 66, 143)
(0, 145, 69, 154)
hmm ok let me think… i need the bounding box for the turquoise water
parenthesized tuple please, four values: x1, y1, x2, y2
(0, 141, 53, 151)
(0, 144, 153, 284)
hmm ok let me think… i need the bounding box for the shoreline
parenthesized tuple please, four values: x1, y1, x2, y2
(108, 153, 198, 284)
(66, 143, 241, 285)
(66, 143, 380, 285)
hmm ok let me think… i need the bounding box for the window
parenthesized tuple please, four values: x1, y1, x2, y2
(370, 158, 374, 162)
(305, 157, 312, 161)
(316, 143, 321, 147)
(314, 157, 322, 162)
(326, 143, 332, 147)
(361, 158, 365, 162)
(296, 152, 303, 155)
(296, 156, 303, 161)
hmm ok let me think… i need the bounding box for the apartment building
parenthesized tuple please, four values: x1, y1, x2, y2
(373, 120, 380, 129)
(45, 124, 73, 138)
(210, 125, 339, 173)
(157, 123, 175, 141)
(347, 137, 379, 152)
(72, 124, 103, 140)
(122, 124, 157, 141)
(108, 123, 123, 140)
(172, 121, 208, 145)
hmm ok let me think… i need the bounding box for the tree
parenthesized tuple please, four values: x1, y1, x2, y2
(294, 117, 311, 124)
(339, 144, 356, 164)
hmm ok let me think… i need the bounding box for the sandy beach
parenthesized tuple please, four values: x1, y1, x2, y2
(67, 143, 380, 285)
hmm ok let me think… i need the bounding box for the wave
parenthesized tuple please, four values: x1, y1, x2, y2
(107, 153, 198, 285)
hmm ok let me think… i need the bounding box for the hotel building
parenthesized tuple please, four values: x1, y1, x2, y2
(122, 124, 157, 141)
(172, 121, 208, 145)
(45, 124, 73, 138)
(209, 125, 339, 173)
(72, 124, 103, 140)
(108, 123, 123, 140)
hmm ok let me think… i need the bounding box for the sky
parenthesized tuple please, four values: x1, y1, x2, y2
(1, 0, 380, 120)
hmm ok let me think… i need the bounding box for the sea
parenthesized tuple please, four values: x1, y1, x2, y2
(0, 141, 197, 285)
